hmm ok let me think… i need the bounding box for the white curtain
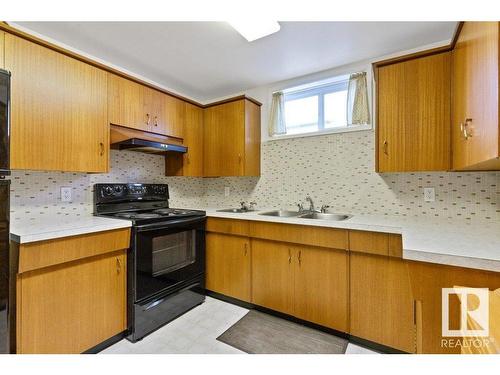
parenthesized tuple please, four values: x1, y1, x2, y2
(347, 72, 370, 125)
(268, 91, 286, 137)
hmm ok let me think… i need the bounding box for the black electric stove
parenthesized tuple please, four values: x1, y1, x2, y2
(93, 183, 206, 342)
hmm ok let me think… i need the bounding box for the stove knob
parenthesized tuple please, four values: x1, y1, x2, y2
(114, 185, 123, 193)
(103, 185, 114, 196)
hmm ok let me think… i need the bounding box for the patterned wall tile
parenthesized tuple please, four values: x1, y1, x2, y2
(9, 131, 500, 223)
(204, 130, 500, 223)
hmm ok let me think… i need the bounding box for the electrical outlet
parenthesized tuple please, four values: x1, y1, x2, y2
(224, 186, 230, 197)
(423, 187, 435, 202)
(61, 187, 72, 202)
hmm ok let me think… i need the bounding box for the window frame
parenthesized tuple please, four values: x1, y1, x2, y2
(283, 80, 349, 134)
(269, 71, 373, 141)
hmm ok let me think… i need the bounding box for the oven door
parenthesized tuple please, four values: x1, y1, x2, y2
(133, 216, 206, 302)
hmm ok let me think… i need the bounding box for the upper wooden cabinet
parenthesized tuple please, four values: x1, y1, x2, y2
(203, 98, 261, 177)
(165, 102, 204, 176)
(376, 52, 451, 172)
(108, 74, 149, 133)
(0, 31, 4, 68)
(5, 34, 109, 173)
(452, 22, 500, 170)
(108, 73, 184, 138)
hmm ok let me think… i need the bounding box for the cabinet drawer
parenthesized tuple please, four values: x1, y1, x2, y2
(249, 221, 348, 250)
(18, 228, 131, 273)
(206, 218, 250, 236)
(349, 230, 402, 257)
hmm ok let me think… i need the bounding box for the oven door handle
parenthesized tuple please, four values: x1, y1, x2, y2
(134, 216, 206, 232)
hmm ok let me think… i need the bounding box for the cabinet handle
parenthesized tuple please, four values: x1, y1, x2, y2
(238, 154, 242, 163)
(383, 140, 388, 155)
(99, 142, 105, 156)
(244, 242, 248, 256)
(154, 116, 158, 127)
(463, 118, 473, 139)
(298, 250, 302, 266)
(116, 258, 122, 274)
(146, 113, 151, 126)
(288, 248, 292, 264)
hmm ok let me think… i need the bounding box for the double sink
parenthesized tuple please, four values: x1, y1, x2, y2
(216, 208, 351, 221)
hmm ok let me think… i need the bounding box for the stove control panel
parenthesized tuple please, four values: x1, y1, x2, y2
(94, 183, 169, 203)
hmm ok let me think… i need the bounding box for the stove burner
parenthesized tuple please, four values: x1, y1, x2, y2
(115, 212, 162, 219)
(153, 209, 194, 215)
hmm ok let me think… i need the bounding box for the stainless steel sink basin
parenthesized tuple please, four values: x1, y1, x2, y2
(258, 210, 302, 217)
(216, 208, 252, 213)
(299, 212, 352, 221)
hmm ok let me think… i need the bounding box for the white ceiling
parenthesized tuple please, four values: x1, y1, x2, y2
(14, 22, 456, 102)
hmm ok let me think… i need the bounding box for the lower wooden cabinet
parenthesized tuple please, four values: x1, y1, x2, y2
(349, 252, 416, 353)
(205, 233, 251, 302)
(252, 239, 348, 332)
(17, 250, 127, 354)
(293, 244, 348, 332)
(251, 239, 295, 315)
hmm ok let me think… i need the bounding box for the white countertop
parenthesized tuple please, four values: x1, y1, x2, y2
(10, 216, 132, 244)
(202, 208, 500, 273)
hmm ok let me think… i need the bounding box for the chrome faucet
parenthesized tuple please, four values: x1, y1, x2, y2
(240, 201, 257, 211)
(305, 196, 315, 212)
(320, 204, 330, 213)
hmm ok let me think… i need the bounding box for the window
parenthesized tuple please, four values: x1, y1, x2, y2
(275, 73, 371, 138)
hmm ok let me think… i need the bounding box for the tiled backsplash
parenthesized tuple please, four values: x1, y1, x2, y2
(204, 131, 499, 222)
(10, 130, 500, 223)
(9, 150, 205, 222)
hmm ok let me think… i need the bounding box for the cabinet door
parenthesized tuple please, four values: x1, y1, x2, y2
(183, 103, 204, 176)
(0, 31, 4, 69)
(17, 250, 127, 354)
(206, 233, 251, 302)
(377, 52, 451, 172)
(251, 239, 294, 315)
(160, 94, 185, 138)
(452, 22, 499, 170)
(294, 245, 348, 332)
(108, 74, 150, 132)
(203, 100, 245, 176)
(350, 253, 415, 353)
(6, 34, 109, 173)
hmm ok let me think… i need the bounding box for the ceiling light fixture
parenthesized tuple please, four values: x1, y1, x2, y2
(228, 21, 280, 42)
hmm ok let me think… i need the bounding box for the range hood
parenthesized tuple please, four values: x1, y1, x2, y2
(115, 138, 187, 154)
(110, 125, 187, 155)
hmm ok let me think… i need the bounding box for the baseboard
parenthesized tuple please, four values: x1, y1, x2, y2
(205, 290, 407, 354)
(83, 330, 128, 354)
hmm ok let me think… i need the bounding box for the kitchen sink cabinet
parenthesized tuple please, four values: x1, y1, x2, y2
(251, 239, 295, 315)
(251, 239, 348, 331)
(293, 244, 348, 332)
(375, 51, 451, 172)
(350, 252, 416, 353)
(205, 232, 251, 302)
(451, 22, 500, 170)
(5, 34, 109, 173)
(203, 98, 261, 177)
(165, 102, 204, 176)
(15, 229, 130, 354)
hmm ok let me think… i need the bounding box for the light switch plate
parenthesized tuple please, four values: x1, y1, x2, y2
(423, 187, 435, 202)
(224, 186, 230, 197)
(61, 187, 72, 202)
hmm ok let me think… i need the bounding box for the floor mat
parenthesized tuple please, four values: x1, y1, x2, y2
(216, 310, 348, 354)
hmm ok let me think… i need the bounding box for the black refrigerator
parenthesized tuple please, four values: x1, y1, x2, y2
(0, 69, 11, 354)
